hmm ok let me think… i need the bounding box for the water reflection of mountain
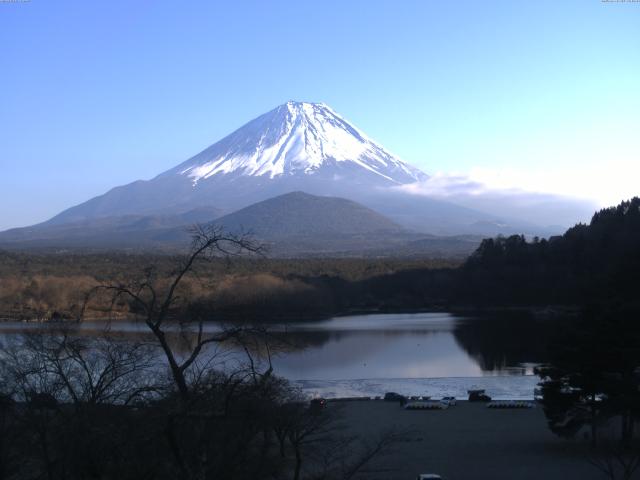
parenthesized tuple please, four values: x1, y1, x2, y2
(452, 312, 554, 371)
(275, 313, 555, 374)
(268, 327, 449, 351)
(0, 313, 557, 377)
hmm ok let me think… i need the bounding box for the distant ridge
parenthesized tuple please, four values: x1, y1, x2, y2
(0, 192, 482, 257)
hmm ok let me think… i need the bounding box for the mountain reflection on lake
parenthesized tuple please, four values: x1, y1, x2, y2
(0, 312, 552, 382)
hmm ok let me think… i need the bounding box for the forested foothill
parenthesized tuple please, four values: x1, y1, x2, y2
(0, 253, 458, 322)
(456, 198, 640, 468)
(459, 197, 640, 308)
(1, 198, 639, 321)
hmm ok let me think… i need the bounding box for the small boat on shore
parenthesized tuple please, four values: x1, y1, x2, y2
(405, 401, 448, 410)
(487, 400, 534, 409)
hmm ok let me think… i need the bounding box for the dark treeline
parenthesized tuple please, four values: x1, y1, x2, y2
(0, 252, 457, 282)
(3, 198, 639, 321)
(0, 252, 458, 321)
(359, 197, 640, 310)
(213, 196, 640, 316)
(457, 197, 640, 307)
(533, 304, 640, 480)
(537, 305, 640, 440)
(442, 198, 640, 475)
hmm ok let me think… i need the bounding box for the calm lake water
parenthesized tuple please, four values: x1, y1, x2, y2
(0, 312, 547, 383)
(267, 312, 542, 380)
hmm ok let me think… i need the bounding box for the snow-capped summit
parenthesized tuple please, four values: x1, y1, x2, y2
(169, 101, 427, 185)
(42, 101, 440, 226)
(3, 100, 588, 243)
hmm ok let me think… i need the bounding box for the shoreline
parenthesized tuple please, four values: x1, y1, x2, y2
(0, 303, 581, 324)
(294, 374, 539, 401)
(334, 400, 600, 480)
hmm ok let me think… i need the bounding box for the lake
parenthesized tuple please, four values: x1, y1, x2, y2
(0, 312, 548, 399)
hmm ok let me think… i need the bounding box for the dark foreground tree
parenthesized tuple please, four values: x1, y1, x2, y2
(587, 435, 640, 480)
(536, 306, 640, 448)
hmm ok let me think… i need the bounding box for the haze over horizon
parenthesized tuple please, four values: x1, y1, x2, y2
(1, 0, 639, 231)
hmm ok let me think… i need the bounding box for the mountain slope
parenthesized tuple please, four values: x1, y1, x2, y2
(46, 101, 430, 225)
(205, 192, 481, 257)
(7, 101, 575, 238)
(213, 191, 403, 238)
(0, 192, 483, 257)
(0, 207, 222, 247)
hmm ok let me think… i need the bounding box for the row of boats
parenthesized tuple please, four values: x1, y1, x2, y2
(404, 399, 535, 410)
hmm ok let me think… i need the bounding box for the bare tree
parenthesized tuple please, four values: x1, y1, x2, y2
(84, 224, 263, 402)
(275, 401, 406, 480)
(0, 392, 17, 480)
(0, 225, 399, 480)
(588, 438, 640, 480)
(0, 325, 164, 479)
(2, 324, 155, 407)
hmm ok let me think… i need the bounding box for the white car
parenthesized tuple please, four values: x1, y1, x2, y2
(417, 474, 444, 480)
(440, 396, 457, 406)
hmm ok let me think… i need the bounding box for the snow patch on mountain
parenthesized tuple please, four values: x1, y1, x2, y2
(174, 101, 427, 185)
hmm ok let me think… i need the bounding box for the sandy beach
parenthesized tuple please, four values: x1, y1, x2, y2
(333, 400, 602, 480)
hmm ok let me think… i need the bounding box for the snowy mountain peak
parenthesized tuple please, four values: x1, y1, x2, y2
(171, 101, 428, 186)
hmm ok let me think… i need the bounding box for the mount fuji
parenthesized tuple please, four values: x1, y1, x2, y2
(46, 101, 436, 225)
(0, 101, 570, 252)
(175, 101, 427, 186)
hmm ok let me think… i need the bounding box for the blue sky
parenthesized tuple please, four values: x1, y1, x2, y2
(1, 0, 639, 230)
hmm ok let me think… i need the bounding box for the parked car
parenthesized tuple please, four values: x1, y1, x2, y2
(468, 389, 492, 402)
(534, 386, 544, 402)
(384, 392, 406, 402)
(416, 474, 444, 480)
(309, 398, 326, 413)
(440, 396, 457, 406)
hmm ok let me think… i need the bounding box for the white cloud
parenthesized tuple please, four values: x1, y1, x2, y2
(398, 172, 488, 197)
(466, 163, 638, 208)
(394, 170, 603, 227)
(399, 161, 638, 209)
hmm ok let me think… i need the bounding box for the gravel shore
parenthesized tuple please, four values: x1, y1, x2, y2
(334, 400, 601, 480)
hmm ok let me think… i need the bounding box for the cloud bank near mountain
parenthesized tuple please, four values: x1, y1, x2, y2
(396, 172, 598, 228)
